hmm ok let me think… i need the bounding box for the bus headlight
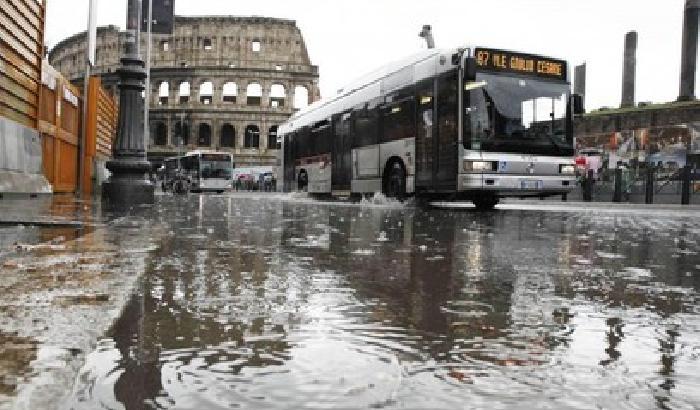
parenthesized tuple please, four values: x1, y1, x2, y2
(463, 160, 495, 172)
(559, 164, 576, 174)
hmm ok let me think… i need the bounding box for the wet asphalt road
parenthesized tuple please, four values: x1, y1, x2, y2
(3, 193, 700, 409)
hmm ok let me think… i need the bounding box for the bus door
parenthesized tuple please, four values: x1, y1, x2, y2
(331, 112, 352, 191)
(434, 72, 459, 190)
(414, 80, 434, 190)
(283, 133, 296, 191)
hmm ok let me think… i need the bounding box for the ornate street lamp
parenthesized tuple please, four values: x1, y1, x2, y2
(102, 0, 155, 206)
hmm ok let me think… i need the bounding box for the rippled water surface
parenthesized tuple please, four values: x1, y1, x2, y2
(69, 195, 700, 409)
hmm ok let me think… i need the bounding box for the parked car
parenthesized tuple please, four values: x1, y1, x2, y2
(235, 174, 255, 190)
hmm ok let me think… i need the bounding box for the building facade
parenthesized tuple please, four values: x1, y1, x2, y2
(48, 16, 320, 167)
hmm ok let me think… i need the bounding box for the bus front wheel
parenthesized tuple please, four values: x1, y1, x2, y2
(473, 196, 499, 211)
(384, 161, 406, 200)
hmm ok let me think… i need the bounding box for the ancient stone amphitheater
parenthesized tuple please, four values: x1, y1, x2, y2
(49, 15, 320, 167)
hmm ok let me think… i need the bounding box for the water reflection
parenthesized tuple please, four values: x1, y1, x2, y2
(0, 332, 37, 398)
(69, 196, 700, 409)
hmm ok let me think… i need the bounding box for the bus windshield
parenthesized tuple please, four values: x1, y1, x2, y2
(200, 155, 233, 179)
(466, 73, 573, 156)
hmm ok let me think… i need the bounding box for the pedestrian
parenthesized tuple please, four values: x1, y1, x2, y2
(621, 163, 632, 201)
(263, 173, 273, 192)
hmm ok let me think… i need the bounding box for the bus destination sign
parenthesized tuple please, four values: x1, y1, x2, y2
(474, 48, 567, 80)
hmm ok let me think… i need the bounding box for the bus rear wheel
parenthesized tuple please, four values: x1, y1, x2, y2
(473, 196, 499, 211)
(384, 161, 406, 200)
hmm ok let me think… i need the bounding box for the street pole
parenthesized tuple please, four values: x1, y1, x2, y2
(102, 0, 155, 206)
(79, 69, 91, 197)
(79, 0, 97, 197)
(135, 0, 141, 56)
(178, 111, 184, 169)
(144, 0, 153, 161)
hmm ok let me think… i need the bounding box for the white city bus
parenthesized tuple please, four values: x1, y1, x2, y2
(278, 47, 581, 209)
(178, 150, 234, 193)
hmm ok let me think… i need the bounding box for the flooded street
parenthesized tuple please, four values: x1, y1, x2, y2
(0, 198, 164, 410)
(16, 195, 700, 409)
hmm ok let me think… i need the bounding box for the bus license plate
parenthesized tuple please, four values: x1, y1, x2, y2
(520, 180, 543, 189)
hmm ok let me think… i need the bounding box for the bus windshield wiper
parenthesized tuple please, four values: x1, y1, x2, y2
(527, 129, 563, 154)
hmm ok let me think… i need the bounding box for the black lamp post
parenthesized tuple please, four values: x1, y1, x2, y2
(102, 0, 155, 206)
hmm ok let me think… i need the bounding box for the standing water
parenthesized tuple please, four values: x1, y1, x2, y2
(67, 195, 700, 409)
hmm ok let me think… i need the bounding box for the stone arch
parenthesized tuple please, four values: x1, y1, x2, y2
(222, 82, 237, 103)
(246, 82, 262, 106)
(267, 125, 279, 150)
(270, 84, 286, 108)
(244, 124, 260, 148)
(198, 123, 212, 146)
(158, 81, 169, 105)
(154, 121, 167, 146)
(293, 85, 309, 109)
(199, 81, 213, 104)
(179, 81, 190, 104)
(220, 123, 235, 147)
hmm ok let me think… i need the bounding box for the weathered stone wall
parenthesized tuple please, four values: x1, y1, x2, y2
(575, 101, 700, 136)
(48, 16, 320, 167)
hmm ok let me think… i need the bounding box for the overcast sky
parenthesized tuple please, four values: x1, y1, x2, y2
(45, 0, 697, 111)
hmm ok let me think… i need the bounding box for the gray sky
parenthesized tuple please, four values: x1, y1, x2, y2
(45, 0, 696, 111)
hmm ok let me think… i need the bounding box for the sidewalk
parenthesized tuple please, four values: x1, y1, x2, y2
(0, 197, 165, 410)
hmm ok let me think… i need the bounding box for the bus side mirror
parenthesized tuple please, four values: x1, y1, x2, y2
(464, 57, 477, 81)
(572, 94, 585, 115)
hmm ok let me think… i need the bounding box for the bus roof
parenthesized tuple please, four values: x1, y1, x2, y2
(280, 48, 452, 134)
(279, 46, 569, 136)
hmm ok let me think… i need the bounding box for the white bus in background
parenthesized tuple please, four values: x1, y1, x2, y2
(278, 46, 582, 209)
(179, 151, 234, 193)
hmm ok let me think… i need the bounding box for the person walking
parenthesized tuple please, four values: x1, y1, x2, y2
(620, 163, 632, 201)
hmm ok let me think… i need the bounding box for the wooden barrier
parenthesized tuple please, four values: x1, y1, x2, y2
(2, 1, 118, 195)
(38, 69, 119, 194)
(38, 64, 118, 195)
(0, 0, 45, 130)
(84, 76, 117, 195)
(38, 62, 80, 193)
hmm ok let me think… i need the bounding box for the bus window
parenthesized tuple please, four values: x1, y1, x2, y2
(200, 153, 233, 179)
(465, 88, 489, 150)
(437, 73, 458, 146)
(353, 99, 380, 148)
(381, 90, 415, 143)
(415, 81, 434, 180)
(298, 126, 311, 158)
(340, 112, 353, 136)
(475, 74, 572, 155)
(181, 155, 198, 177)
(312, 120, 331, 154)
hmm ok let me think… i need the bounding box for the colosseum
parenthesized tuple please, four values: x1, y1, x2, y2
(48, 15, 320, 168)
